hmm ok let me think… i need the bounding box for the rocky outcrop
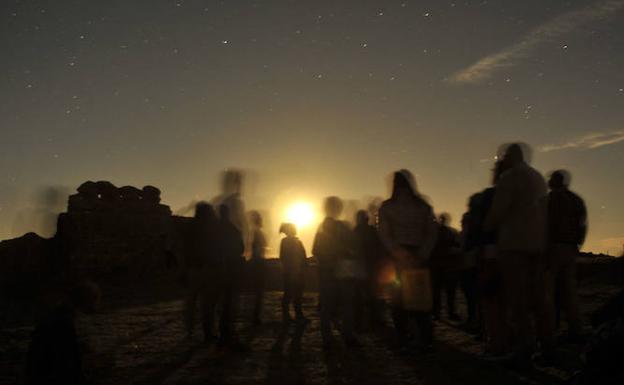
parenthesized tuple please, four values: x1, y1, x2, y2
(0, 181, 174, 281)
(62, 181, 172, 271)
(0, 232, 50, 283)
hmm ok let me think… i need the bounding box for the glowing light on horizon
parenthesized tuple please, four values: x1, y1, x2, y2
(284, 202, 315, 230)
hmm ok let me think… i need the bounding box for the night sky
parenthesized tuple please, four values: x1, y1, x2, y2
(2, 0, 623, 255)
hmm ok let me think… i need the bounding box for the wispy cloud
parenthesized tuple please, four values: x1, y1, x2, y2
(447, 0, 624, 84)
(539, 130, 624, 152)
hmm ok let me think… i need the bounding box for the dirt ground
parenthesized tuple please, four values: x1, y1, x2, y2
(1, 283, 621, 385)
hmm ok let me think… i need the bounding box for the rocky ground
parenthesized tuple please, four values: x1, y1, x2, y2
(1, 283, 621, 385)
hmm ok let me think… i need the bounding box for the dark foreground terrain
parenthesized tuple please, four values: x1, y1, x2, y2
(0, 281, 621, 385)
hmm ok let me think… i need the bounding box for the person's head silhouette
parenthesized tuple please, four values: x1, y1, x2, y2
(438, 213, 450, 226)
(391, 169, 417, 199)
(222, 169, 243, 195)
(356, 210, 369, 226)
(324, 196, 343, 219)
(548, 170, 571, 191)
(195, 201, 215, 221)
(279, 222, 297, 237)
(499, 142, 533, 167)
(250, 210, 263, 228)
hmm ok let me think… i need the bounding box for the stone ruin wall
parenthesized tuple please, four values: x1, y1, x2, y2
(0, 181, 175, 285)
(64, 181, 172, 272)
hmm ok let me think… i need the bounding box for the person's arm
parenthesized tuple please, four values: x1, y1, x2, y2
(312, 228, 322, 258)
(578, 195, 588, 247)
(279, 238, 286, 262)
(234, 228, 245, 257)
(299, 240, 308, 265)
(292, 240, 307, 274)
(377, 205, 397, 254)
(230, 198, 250, 256)
(484, 173, 514, 232)
(419, 205, 438, 261)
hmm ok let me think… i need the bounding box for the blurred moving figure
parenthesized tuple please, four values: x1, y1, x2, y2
(484, 143, 550, 366)
(458, 208, 479, 332)
(182, 202, 221, 342)
(212, 170, 249, 255)
(430, 213, 462, 322)
(249, 211, 267, 325)
(312, 196, 359, 349)
(49, 213, 77, 280)
(278, 223, 307, 323)
(26, 280, 100, 385)
(466, 160, 510, 356)
(378, 170, 437, 352)
(217, 204, 246, 349)
(353, 210, 384, 328)
(12, 186, 69, 239)
(547, 170, 586, 339)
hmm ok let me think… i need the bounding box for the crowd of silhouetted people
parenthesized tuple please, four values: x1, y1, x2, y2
(24, 143, 624, 384)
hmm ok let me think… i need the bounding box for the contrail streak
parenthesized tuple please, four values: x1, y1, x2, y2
(447, 0, 624, 84)
(540, 130, 624, 152)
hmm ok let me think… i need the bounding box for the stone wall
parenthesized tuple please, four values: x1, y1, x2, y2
(62, 181, 172, 272)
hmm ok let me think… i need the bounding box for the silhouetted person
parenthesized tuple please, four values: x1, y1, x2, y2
(217, 204, 245, 348)
(459, 208, 479, 332)
(26, 280, 100, 385)
(484, 143, 550, 366)
(547, 170, 586, 339)
(379, 170, 437, 352)
(279, 223, 307, 323)
(312, 196, 359, 349)
(49, 213, 76, 280)
(353, 210, 384, 328)
(468, 160, 510, 356)
(182, 202, 221, 342)
(249, 211, 267, 325)
(212, 170, 249, 254)
(430, 213, 461, 322)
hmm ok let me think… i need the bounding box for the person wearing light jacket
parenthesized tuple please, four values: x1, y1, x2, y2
(378, 169, 437, 352)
